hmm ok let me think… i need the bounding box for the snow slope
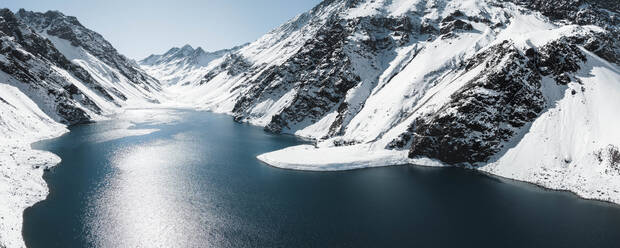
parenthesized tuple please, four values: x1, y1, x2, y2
(481, 50, 620, 203)
(0, 80, 67, 248)
(143, 0, 620, 204)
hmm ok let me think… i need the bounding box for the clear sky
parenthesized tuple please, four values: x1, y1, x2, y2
(5, 0, 322, 59)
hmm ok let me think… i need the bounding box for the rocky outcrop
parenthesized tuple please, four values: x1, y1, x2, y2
(16, 9, 161, 91)
(508, 0, 618, 26)
(1, 8, 164, 124)
(596, 145, 620, 175)
(0, 9, 99, 124)
(403, 29, 615, 165)
(234, 18, 360, 133)
(230, 13, 421, 135)
(406, 41, 544, 164)
(507, 0, 619, 64)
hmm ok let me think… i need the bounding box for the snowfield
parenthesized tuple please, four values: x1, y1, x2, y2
(481, 50, 620, 204)
(257, 144, 446, 171)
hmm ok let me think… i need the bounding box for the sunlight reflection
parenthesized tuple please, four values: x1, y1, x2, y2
(118, 108, 185, 126)
(85, 137, 215, 247)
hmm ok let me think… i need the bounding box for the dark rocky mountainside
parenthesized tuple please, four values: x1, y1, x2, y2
(401, 0, 618, 165)
(1, 9, 99, 124)
(16, 9, 161, 92)
(0, 9, 162, 124)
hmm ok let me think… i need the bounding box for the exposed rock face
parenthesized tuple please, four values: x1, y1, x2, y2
(389, 21, 616, 162)
(16, 9, 161, 91)
(233, 18, 360, 133)
(507, 0, 619, 65)
(404, 37, 594, 164)
(0, 9, 97, 124)
(227, 12, 425, 135)
(202, 53, 252, 83)
(596, 145, 620, 175)
(440, 11, 474, 37)
(508, 0, 618, 26)
(408, 41, 543, 164)
(398, 0, 618, 165)
(1, 8, 162, 125)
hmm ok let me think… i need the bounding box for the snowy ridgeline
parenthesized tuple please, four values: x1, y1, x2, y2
(0, 8, 165, 248)
(142, 0, 620, 203)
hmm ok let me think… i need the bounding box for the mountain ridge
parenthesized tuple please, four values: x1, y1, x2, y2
(138, 43, 247, 86)
(141, 0, 620, 205)
(15, 9, 162, 91)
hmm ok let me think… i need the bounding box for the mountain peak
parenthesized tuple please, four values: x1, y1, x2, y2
(16, 8, 84, 28)
(181, 44, 193, 50)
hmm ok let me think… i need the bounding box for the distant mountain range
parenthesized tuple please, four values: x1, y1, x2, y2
(139, 43, 246, 86)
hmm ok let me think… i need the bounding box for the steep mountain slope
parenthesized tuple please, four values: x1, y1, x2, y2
(0, 9, 164, 248)
(143, 0, 620, 203)
(15, 9, 163, 106)
(1, 9, 106, 125)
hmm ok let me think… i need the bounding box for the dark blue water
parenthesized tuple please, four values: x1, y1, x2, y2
(23, 109, 620, 247)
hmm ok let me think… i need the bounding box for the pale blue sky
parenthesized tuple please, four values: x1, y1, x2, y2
(5, 0, 322, 59)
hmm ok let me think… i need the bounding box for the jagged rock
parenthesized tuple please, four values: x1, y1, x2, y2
(16, 9, 161, 91)
(1, 8, 161, 125)
(405, 31, 606, 165)
(0, 9, 103, 124)
(407, 41, 545, 164)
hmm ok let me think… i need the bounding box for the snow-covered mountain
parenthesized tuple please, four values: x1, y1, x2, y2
(139, 44, 246, 86)
(1, 0, 619, 247)
(143, 0, 620, 203)
(0, 8, 164, 248)
(15, 9, 163, 106)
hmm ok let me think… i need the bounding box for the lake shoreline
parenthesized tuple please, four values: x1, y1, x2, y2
(23, 109, 619, 248)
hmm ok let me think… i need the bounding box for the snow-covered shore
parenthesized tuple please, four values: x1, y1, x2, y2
(0, 103, 175, 248)
(257, 144, 446, 171)
(0, 7, 168, 247)
(0, 143, 64, 248)
(0, 84, 68, 248)
(257, 44, 620, 206)
(257, 142, 620, 205)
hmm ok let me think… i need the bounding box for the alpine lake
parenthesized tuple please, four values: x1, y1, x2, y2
(23, 108, 620, 248)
